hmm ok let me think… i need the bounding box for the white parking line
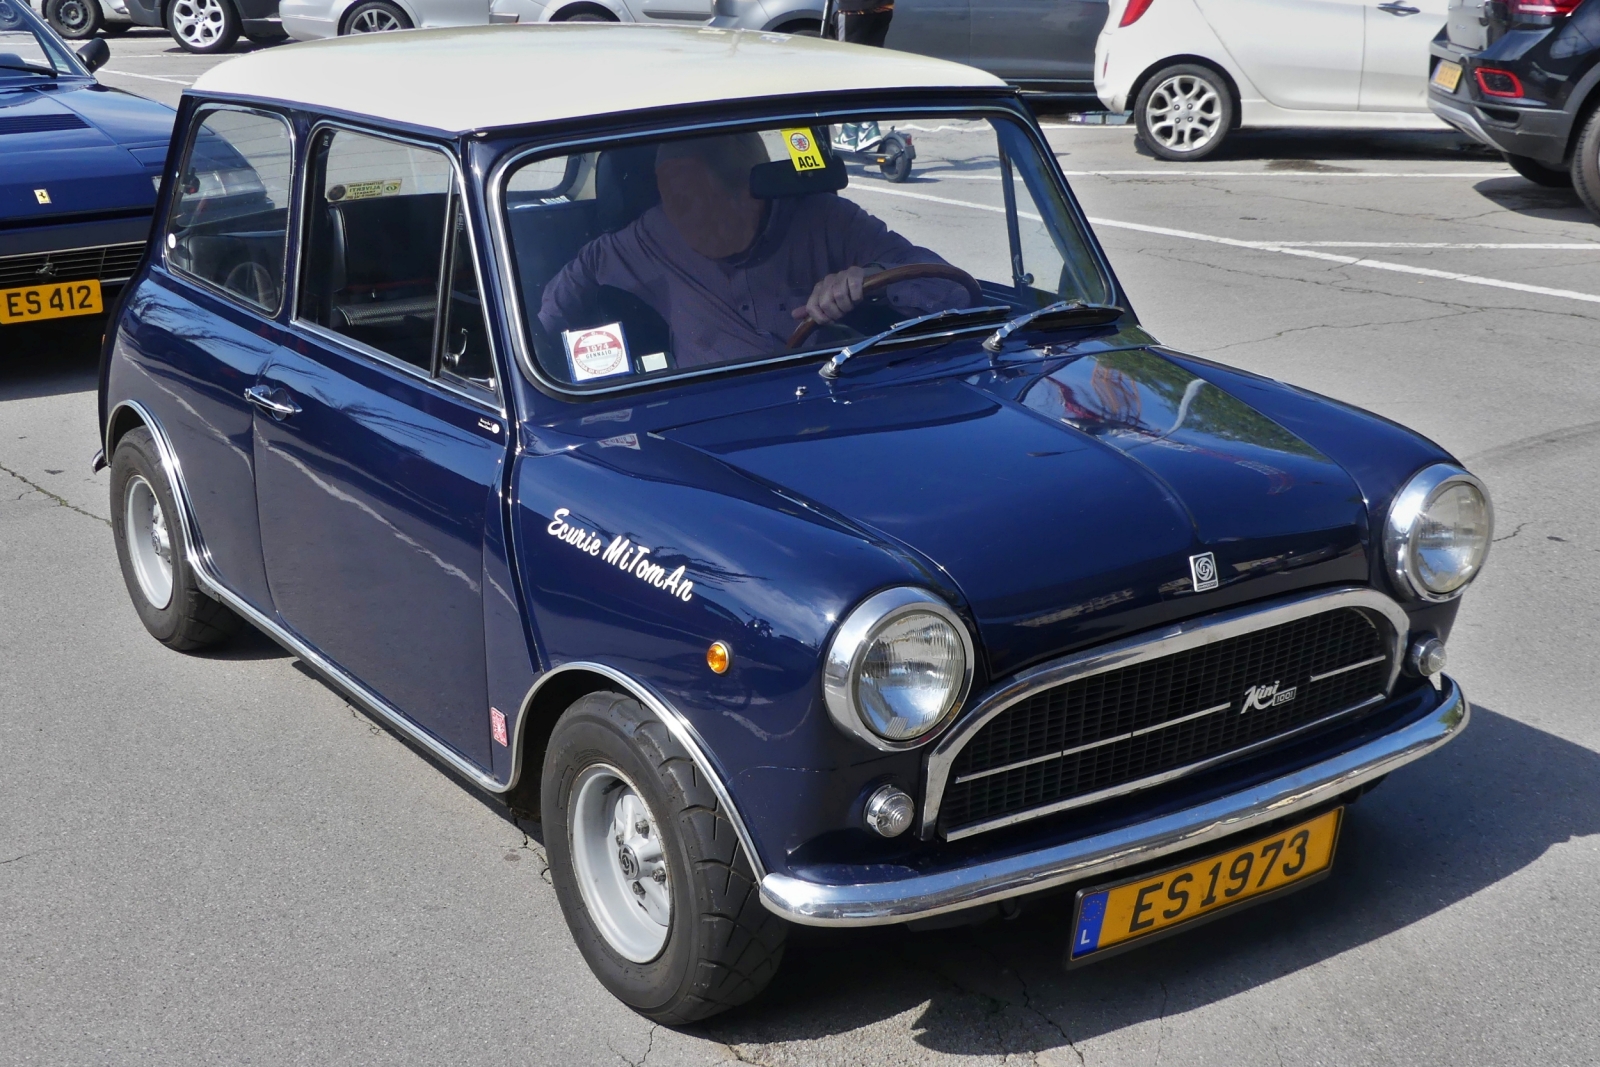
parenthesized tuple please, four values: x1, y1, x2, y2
(850, 183, 1600, 307)
(1058, 170, 1513, 178)
(103, 70, 197, 84)
(1263, 242, 1600, 250)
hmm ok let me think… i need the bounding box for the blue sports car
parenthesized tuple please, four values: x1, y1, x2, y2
(1, 0, 172, 329)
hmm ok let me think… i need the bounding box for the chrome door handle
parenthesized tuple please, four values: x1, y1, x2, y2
(244, 383, 301, 419)
(1378, 2, 1421, 13)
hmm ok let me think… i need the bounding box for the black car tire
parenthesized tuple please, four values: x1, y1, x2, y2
(42, 0, 103, 39)
(1572, 107, 1600, 222)
(243, 28, 289, 43)
(1504, 152, 1572, 188)
(110, 428, 242, 651)
(341, 1, 412, 33)
(542, 690, 786, 1024)
(102, 21, 133, 34)
(554, 7, 618, 20)
(879, 132, 914, 182)
(165, 0, 240, 54)
(1134, 63, 1234, 162)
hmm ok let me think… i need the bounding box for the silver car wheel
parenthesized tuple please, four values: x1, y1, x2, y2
(169, 0, 228, 47)
(348, 6, 404, 32)
(1144, 74, 1222, 155)
(569, 763, 672, 963)
(124, 474, 174, 610)
(53, 0, 96, 33)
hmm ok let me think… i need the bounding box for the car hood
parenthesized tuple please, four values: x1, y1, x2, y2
(0, 85, 172, 223)
(664, 347, 1371, 676)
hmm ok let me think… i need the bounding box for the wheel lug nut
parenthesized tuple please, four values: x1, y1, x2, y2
(635, 819, 650, 837)
(632, 881, 645, 897)
(651, 867, 667, 884)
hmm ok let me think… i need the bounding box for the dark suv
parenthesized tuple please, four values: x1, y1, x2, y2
(1429, 0, 1600, 217)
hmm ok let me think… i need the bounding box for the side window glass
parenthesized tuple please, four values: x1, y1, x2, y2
(440, 208, 495, 391)
(167, 108, 293, 313)
(298, 128, 453, 372)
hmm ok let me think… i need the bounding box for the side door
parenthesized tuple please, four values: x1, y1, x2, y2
(410, 0, 490, 27)
(1193, 0, 1367, 110)
(1359, 0, 1450, 110)
(635, 0, 715, 21)
(969, 0, 1107, 87)
(252, 124, 504, 765)
(126, 105, 296, 614)
(882, 0, 971, 66)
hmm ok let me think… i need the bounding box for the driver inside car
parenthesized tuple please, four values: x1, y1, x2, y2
(537, 132, 970, 370)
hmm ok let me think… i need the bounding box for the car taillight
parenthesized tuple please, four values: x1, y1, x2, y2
(1509, 0, 1582, 15)
(1120, 0, 1156, 26)
(1476, 68, 1525, 97)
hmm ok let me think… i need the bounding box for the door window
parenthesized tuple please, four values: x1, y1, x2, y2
(166, 108, 294, 313)
(297, 127, 495, 393)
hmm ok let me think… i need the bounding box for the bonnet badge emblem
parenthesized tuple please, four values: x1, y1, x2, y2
(1189, 551, 1219, 592)
(1242, 681, 1297, 713)
(33, 189, 51, 205)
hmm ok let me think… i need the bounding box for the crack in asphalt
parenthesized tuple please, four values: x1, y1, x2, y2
(1494, 521, 1530, 543)
(610, 1022, 658, 1067)
(0, 462, 108, 527)
(1152, 980, 1169, 1067)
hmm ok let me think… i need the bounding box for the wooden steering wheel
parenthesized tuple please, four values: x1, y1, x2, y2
(786, 263, 986, 350)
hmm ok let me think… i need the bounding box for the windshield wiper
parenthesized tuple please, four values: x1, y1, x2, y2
(0, 62, 58, 77)
(818, 304, 1012, 379)
(981, 300, 1124, 354)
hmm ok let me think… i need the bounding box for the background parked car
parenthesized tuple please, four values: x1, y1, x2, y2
(120, 0, 285, 53)
(38, 0, 134, 37)
(708, 0, 819, 34)
(1429, 0, 1600, 217)
(1097, 0, 1449, 160)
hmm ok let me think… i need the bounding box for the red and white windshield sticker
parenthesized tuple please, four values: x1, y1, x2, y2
(563, 323, 631, 382)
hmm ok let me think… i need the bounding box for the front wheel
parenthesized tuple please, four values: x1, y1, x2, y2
(879, 132, 914, 182)
(341, 0, 411, 33)
(1504, 152, 1571, 188)
(166, 0, 240, 53)
(1135, 63, 1234, 162)
(543, 691, 786, 1023)
(42, 0, 102, 39)
(1569, 108, 1600, 222)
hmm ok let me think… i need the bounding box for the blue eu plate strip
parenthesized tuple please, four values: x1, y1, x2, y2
(1072, 891, 1108, 958)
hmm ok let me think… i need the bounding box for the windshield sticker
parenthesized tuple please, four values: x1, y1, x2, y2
(780, 128, 826, 172)
(564, 323, 631, 382)
(640, 352, 669, 373)
(328, 179, 402, 202)
(547, 508, 694, 602)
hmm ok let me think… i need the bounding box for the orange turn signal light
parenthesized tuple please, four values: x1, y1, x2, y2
(707, 641, 731, 674)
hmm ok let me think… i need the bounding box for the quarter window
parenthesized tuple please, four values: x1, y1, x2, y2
(166, 108, 293, 313)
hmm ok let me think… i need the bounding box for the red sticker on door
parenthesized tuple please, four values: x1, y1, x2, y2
(490, 707, 509, 747)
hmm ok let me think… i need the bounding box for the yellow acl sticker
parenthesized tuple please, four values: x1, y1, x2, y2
(327, 178, 403, 202)
(780, 128, 826, 172)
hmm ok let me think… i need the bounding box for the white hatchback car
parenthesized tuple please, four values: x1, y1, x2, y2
(1096, 0, 1449, 160)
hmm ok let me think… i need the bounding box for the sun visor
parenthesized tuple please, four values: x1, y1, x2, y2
(749, 159, 849, 199)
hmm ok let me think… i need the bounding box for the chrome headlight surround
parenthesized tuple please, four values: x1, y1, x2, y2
(822, 587, 976, 752)
(1384, 463, 1494, 603)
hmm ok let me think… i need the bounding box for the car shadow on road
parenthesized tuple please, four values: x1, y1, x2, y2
(1131, 128, 1496, 164)
(1470, 177, 1596, 224)
(700, 704, 1600, 1059)
(0, 317, 102, 402)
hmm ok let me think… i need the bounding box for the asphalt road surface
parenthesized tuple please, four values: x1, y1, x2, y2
(7, 32, 1600, 1067)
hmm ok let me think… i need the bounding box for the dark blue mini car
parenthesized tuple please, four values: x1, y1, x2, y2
(97, 25, 1491, 1022)
(0, 0, 172, 330)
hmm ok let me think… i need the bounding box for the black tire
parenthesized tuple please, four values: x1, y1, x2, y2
(341, 0, 412, 33)
(110, 428, 242, 651)
(556, 12, 616, 21)
(879, 133, 914, 182)
(1571, 106, 1600, 222)
(243, 28, 289, 43)
(42, 0, 103, 39)
(773, 18, 821, 36)
(165, 0, 240, 54)
(102, 21, 133, 35)
(1134, 62, 1234, 162)
(1504, 151, 1571, 188)
(543, 691, 786, 1023)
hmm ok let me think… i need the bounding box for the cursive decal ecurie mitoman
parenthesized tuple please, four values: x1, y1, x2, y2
(547, 508, 695, 603)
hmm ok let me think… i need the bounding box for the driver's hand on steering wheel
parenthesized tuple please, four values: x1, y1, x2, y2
(793, 265, 881, 326)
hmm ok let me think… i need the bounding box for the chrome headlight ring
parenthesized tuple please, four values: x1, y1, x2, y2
(1384, 463, 1494, 603)
(822, 587, 977, 752)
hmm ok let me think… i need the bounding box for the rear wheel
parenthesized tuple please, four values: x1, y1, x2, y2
(879, 132, 914, 182)
(1570, 107, 1600, 222)
(42, 0, 102, 39)
(166, 0, 240, 54)
(543, 691, 786, 1023)
(342, 0, 411, 33)
(243, 27, 289, 43)
(1135, 63, 1234, 162)
(553, 4, 617, 20)
(1504, 152, 1571, 188)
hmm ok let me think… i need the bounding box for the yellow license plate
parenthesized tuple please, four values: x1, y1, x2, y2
(0, 278, 102, 325)
(1069, 808, 1342, 964)
(1432, 61, 1463, 93)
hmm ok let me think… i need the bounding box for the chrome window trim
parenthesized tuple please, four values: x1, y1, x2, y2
(483, 101, 1120, 399)
(104, 404, 762, 879)
(919, 586, 1411, 840)
(1383, 463, 1493, 603)
(821, 586, 977, 752)
(289, 119, 507, 418)
(162, 103, 298, 320)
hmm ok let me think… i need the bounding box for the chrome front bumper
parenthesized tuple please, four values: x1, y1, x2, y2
(760, 676, 1467, 927)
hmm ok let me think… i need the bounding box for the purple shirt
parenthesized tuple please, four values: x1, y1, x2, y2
(538, 193, 966, 369)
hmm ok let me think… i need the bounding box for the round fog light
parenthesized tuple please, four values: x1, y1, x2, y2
(1409, 635, 1447, 677)
(864, 784, 915, 838)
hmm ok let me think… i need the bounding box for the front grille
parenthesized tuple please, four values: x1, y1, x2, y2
(939, 607, 1390, 836)
(0, 242, 146, 289)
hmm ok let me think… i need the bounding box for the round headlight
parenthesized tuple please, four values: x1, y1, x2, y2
(1385, 464, 1493, 602)
(823, 588, 975, 750)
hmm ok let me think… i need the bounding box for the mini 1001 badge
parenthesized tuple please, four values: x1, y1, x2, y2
(0, 279, 102, 325)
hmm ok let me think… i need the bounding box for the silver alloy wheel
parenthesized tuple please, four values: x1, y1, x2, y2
(1145, 73, 1223, 155)
(54, 0, 95, 33)
(348, 6, 404, 32)
(124, 474, 174, 610)
(169, 0, 228, 47)
(570, 763, 672, 963)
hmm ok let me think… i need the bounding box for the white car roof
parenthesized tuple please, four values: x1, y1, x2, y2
(191, 25, 1008, 135)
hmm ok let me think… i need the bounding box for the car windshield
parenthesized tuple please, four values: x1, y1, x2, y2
(501, 112, 1113, 389)
(0, 0, 81, 79)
